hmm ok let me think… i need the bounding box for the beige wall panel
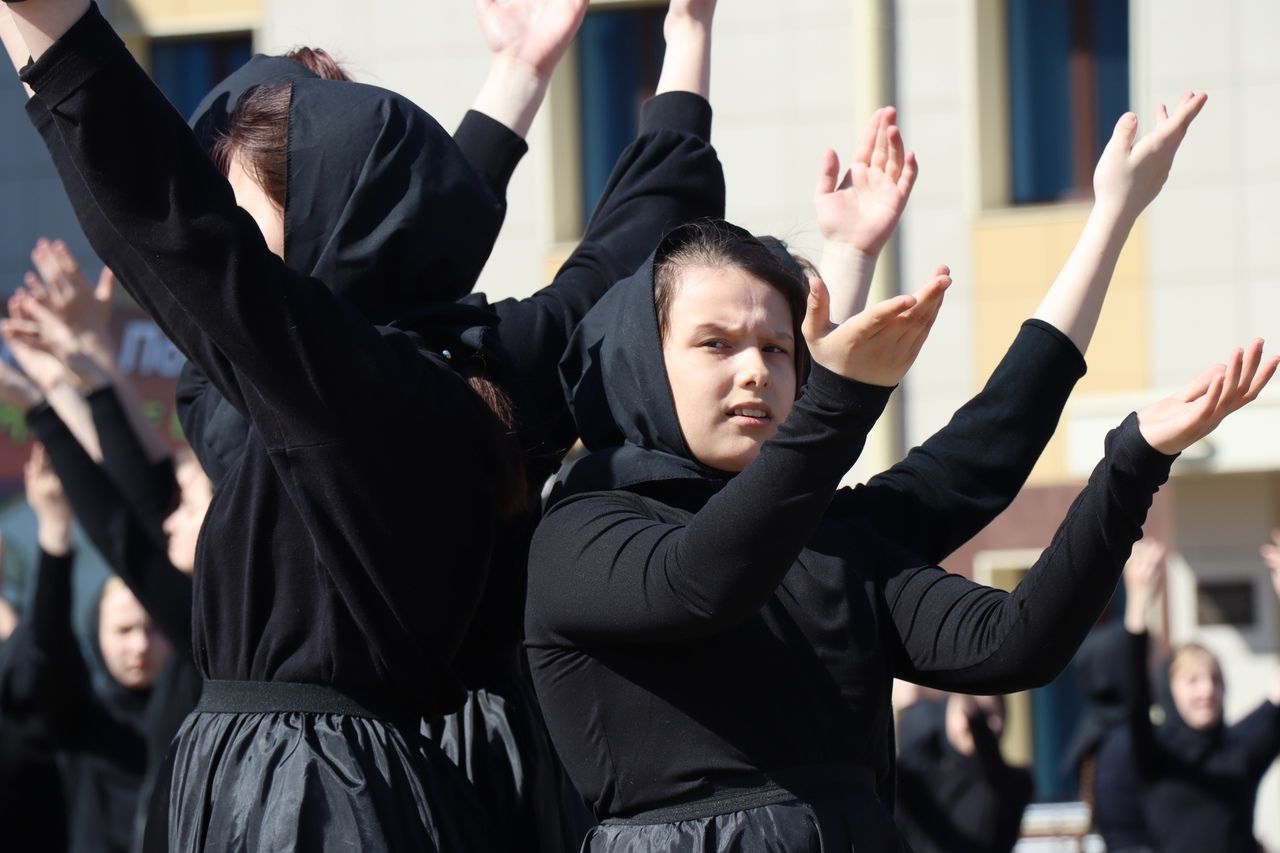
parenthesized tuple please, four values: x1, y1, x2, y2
(113, 0, 262, 36)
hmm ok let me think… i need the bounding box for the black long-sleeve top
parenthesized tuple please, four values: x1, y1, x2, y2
(1125, 630, 1280, 852)
(22, 4, 503, 714)
(895, 702, 1033, 853)
(527, 328, 1174, 819)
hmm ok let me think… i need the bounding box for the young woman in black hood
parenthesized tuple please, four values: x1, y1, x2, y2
(523, 100, 1276, 847)
(0, 0, 625, 848)
(1122, 540, 1280, 853)
(168, 1, 726, 848)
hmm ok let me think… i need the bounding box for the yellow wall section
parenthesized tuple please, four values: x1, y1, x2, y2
(973, 205, 1149, 485)
(109, 0, 261, 39)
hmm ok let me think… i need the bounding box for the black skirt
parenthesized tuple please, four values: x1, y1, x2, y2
(159, 681, 495, 852)
(425, 653, 595, 852)
(586, 772, 906, 853)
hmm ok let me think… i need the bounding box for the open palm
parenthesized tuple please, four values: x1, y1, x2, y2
(473, 0, 588, 77)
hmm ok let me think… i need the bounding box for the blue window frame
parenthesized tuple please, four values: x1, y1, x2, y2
(577, 6, 666, 226)
(151, 36, 253, 123)
(1007, 0, 1129, 204)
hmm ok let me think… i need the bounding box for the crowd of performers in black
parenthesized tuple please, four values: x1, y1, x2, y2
(0, 0, 1277, 850)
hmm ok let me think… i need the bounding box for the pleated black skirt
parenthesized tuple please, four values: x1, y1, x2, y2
(425, 653, 595, 852)
(159, 681, 494, 852)
(586, 774, 907, 853)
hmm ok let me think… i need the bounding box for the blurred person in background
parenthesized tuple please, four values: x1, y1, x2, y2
(0, 236, 211, 848)
(896, 692, 1033, 853)
(1123, 539, 1280, 853)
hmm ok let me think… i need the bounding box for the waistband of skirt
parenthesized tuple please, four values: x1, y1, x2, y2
(601, 765, 877, 825)
(195, 679, 419, 730)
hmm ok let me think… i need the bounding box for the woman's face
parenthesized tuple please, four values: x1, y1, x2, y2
(1171, 651, 1224, 731)
(228, 151, 285, 259)
(163, 458, 213, 575)
(661, 266, 797, 472)
(98, 583, 170, 690)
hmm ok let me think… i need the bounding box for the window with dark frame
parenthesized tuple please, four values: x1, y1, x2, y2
(576, 6, 666, 229)
(150, 35, 254, 123)
(1007, 0, 1129, 205)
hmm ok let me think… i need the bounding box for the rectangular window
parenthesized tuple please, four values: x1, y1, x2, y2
(1007, 0, 1129, 204)
(151, 35, 254, 123)
(1196, 581, 1256, 627)
(576, 6, 666, 226)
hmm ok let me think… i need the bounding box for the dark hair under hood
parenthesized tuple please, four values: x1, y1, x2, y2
(177, 57, 508, 483)
(551, 219, 809, 505)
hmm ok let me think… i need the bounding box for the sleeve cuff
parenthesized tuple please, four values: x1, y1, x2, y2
(802, 362, 895, 429)
(639, 91, 713, 141)
(25, 401, 65, 442)
(1112, 412, 1178, 486)
(19, 2, 124, 109)
(454, 109, 528, 201)
(1021, 318, 1087, 377)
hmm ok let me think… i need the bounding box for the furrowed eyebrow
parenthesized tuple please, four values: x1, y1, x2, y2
(690, 323, 793, 341)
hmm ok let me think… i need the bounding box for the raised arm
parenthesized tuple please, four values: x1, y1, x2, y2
(1120, 541, 1167, 780)
(23, 444, 91, 738)
(836, 93, 1209, 563)
(10, 3, 442, 439)
(26, 402, 192, 654)
(479, 0, 724, 456)
(885, 345, 1277, 694)
(529, 280, 944, 643)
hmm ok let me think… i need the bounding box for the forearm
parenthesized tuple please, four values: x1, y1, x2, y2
(848, 320, 1085, 562)
(43, 382, 102, 462)
(88, 386, 176, 533)
(892, 415, 1174, 693)
(5, 0, 88, 59)
(1123, 627, 1160, 776)
(655, 10, 712, 99)
(469, 54, 548, 141)
(819, 242, 876, 323)
(1031, 202, 1137, 354)
(0, 7, 34, 95)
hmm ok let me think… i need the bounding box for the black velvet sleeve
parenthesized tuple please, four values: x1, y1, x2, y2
(26, 548, 87, 740)
(482, 92, 724, 454)
(835, 319, 1086, 564)
(1124, 628, 1162, 779)
(87, 387, 176, 539)
(528, 366, 892, 643)
(21, 4, 435, 446)
(27, 404, 193, 655)
(882, 415, 1175, 694)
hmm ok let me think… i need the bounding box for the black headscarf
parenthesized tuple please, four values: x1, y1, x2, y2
(550, 220, 806, 504)
(178, 60, 506, 481)
(1061, 620, 1130, 772)
(1155, 652, 1226, 765)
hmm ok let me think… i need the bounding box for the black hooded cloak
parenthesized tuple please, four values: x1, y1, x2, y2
(1125, 628, 1280, 853)
(19, 5, 514, 848)
(525, 220, 1175, 850)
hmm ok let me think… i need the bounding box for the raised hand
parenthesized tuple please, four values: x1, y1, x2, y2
(803, 264, 950, 387)
(1094, 91, 1207, 220)
(1123, 539, 1167, 633)
(2, 292, 73, 395)
(1136, 339, 1277, 455)
(25, 442, 73, 556)
(25, 239, 115, 354)
(815, 107, 919, 256)
(473, 0, 587, 78)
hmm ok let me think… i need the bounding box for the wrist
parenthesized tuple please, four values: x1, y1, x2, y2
(37, 516, 72, 557)
(1088, 197, 1140, 233)
(1123, 605, 1148, 634)
(664, 14, 712, 45)
(472, 54, 548, 140)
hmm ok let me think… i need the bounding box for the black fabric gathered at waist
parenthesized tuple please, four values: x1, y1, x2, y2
(195, 679, 422, 731)
(602, 765, 877, 825)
